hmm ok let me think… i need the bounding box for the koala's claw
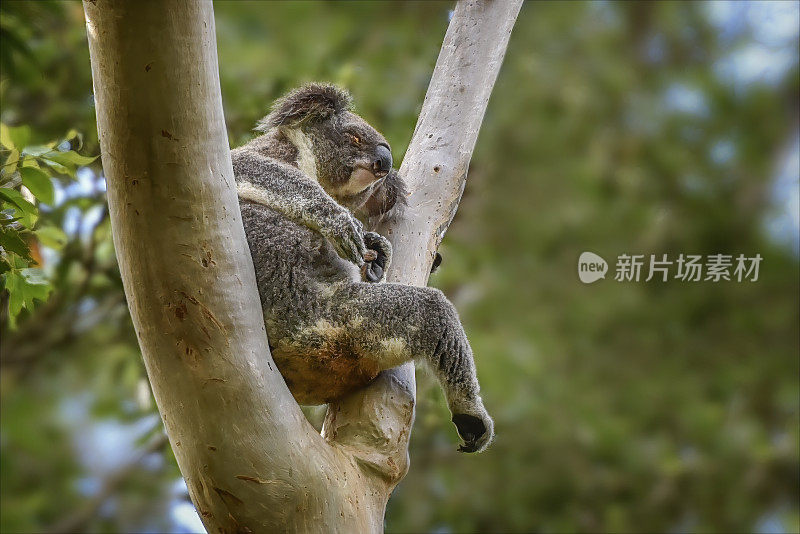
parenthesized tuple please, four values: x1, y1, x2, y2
(326, 213, 366, 266)
(361, 263, 383, 283)
(452, 408, 494, 453)
(431, 252, 443, 273)
(362, 231, 392, 283)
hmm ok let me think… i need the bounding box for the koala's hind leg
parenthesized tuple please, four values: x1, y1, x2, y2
(333, 282, 494, 453)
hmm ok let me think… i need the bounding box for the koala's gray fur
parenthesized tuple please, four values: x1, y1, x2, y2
(232, 83, 493, 453)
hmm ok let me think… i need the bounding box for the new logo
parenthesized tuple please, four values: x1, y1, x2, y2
(578, 252, 608, 284)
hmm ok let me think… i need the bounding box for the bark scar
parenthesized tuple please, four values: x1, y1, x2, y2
(161, 129, 180, 141)
(235, 475, 278, 484)
(213, 486, 243, 505)
(176, 290, 227, 333)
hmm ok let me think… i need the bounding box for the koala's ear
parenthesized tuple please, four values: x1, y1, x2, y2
(256, 83, 352, 131)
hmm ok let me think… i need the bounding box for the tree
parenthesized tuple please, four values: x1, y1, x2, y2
(83, 0, 520, 531)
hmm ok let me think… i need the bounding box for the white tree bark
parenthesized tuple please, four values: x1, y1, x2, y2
(322, 0, 522, 484)
(83, 0, 520, 532)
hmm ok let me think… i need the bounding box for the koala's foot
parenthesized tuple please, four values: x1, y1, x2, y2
(431, 252, 443, 273)
(361, 231, 392, 283)
(451, 402, 494, 453)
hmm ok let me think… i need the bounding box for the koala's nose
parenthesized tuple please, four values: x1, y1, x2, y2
(373, 145, 392, 177)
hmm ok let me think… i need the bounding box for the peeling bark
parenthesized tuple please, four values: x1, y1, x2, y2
(84, 0, 520, 532)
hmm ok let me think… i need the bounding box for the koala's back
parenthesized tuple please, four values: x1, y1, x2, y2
(239, 200, 354, 327)
(240, 202, 379, 404)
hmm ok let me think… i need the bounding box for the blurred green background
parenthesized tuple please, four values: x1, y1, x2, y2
(1, 1, 798, 532)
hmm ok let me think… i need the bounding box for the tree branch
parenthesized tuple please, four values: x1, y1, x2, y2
(323, 0, 522, 490)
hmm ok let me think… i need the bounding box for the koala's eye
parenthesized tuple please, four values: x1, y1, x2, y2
(347, 133, 361, 145)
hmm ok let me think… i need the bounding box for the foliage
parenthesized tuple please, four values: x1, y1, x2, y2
(1, 1, 798, 533)
(1, 123, 96, 328)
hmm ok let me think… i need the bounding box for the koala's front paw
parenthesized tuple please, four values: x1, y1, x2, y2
(452, 404, 494, 453)
(324, 213, 366, 266)
(361, 231, 392, 283)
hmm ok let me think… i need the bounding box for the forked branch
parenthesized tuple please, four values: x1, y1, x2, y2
(323, 0, 522, 491)
(84, 0, 520, 532)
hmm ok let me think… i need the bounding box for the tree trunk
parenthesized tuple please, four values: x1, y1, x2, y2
(83, 0, 520, 532)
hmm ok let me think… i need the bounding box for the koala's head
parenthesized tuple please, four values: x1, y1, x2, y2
(257, 83, 393, 207)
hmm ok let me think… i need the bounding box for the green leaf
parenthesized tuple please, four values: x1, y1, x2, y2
(10, 253, 29, 269)
(44, 150, 97, 167)
(35, 226, 67, 250)
(0, 215, 22, 227)
(0, 226, 33, 261)
(40, 158, 73, 178)
(20, 267, 48, 285)
(0, 188, 38, 228)
(19, 157, 41, 172)
(0, 187, 35, 212)
(3, 267, 52, 329)
(1, 148, 20, 179)
(22, 145, 56, 157)
(0, 124, 12, 149)
(8, 125, 31, 150)
(19, 167, 54, 205)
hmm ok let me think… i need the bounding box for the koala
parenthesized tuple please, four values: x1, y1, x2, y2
(232, 83, 493, 453)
